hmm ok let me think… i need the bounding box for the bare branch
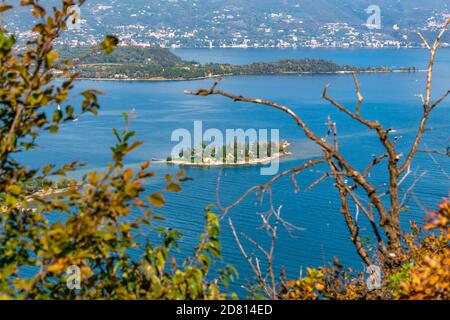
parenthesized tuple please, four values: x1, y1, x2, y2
(290, 174, 300, 193)
(228, 204, 284, 300)
(328, 157, 373, 266)
(398, 165, 412, 187)
(322, 81, 377, 129)
(417, 148, 450, 156)
(362, 153, 389, 178)
(416, 93, 425, 107)
(400, 170, 428, 208)
(228, 218, 271, 297)
(417, 32, 431, 50)
(420, 142, 450, 180)
(323, 85, 357, 119)
(305, 173, 329, 192)
(344, 185, 388, 256)
(241, 232, 270, 259)
(352, 72, 364, 115)
(216, 158, 327, 218)
(431, 90, 450, 110)
(400, 18, 450, 173)
(6, 106, 24, 150)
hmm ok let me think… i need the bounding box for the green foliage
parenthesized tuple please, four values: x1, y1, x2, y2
(388, 263, 414, 294)
(0, 1, 234, 300)
(100, 36, 120, 55)
(59, 45, 183, 66)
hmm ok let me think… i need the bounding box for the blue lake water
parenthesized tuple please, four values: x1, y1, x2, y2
(21, 48, 450, 295)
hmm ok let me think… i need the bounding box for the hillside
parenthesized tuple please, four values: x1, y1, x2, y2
(59, 46, 183, 66)
(4, 0, 449, 48)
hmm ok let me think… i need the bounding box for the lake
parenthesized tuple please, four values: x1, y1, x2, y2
(21, 48, 450, 295)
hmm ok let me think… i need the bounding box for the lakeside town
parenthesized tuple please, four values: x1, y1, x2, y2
(6, 1, 449, 49)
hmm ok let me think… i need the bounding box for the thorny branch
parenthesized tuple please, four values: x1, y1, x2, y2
(228, 204, 285, 299)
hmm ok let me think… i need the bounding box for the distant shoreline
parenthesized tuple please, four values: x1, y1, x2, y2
(74, 68, 423, 83)
(60, 46, 423, 82)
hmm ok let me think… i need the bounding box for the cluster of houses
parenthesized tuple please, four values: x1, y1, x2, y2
(167, 141, 290, 165)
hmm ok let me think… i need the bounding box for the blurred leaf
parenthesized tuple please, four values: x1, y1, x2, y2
(149, 193, 165, 207)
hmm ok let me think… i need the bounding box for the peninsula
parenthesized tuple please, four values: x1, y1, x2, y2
(57, 46, 418, 81)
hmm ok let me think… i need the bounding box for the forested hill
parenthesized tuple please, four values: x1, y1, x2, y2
(57, 46, 416, 80)
(59, 46, 183, 67)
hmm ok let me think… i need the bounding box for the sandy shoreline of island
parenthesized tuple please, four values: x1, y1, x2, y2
(155, 151, 292, 167)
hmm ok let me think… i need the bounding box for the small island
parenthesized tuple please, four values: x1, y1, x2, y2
(56, 46, 418, 81)
(164, 140, 291, 167)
